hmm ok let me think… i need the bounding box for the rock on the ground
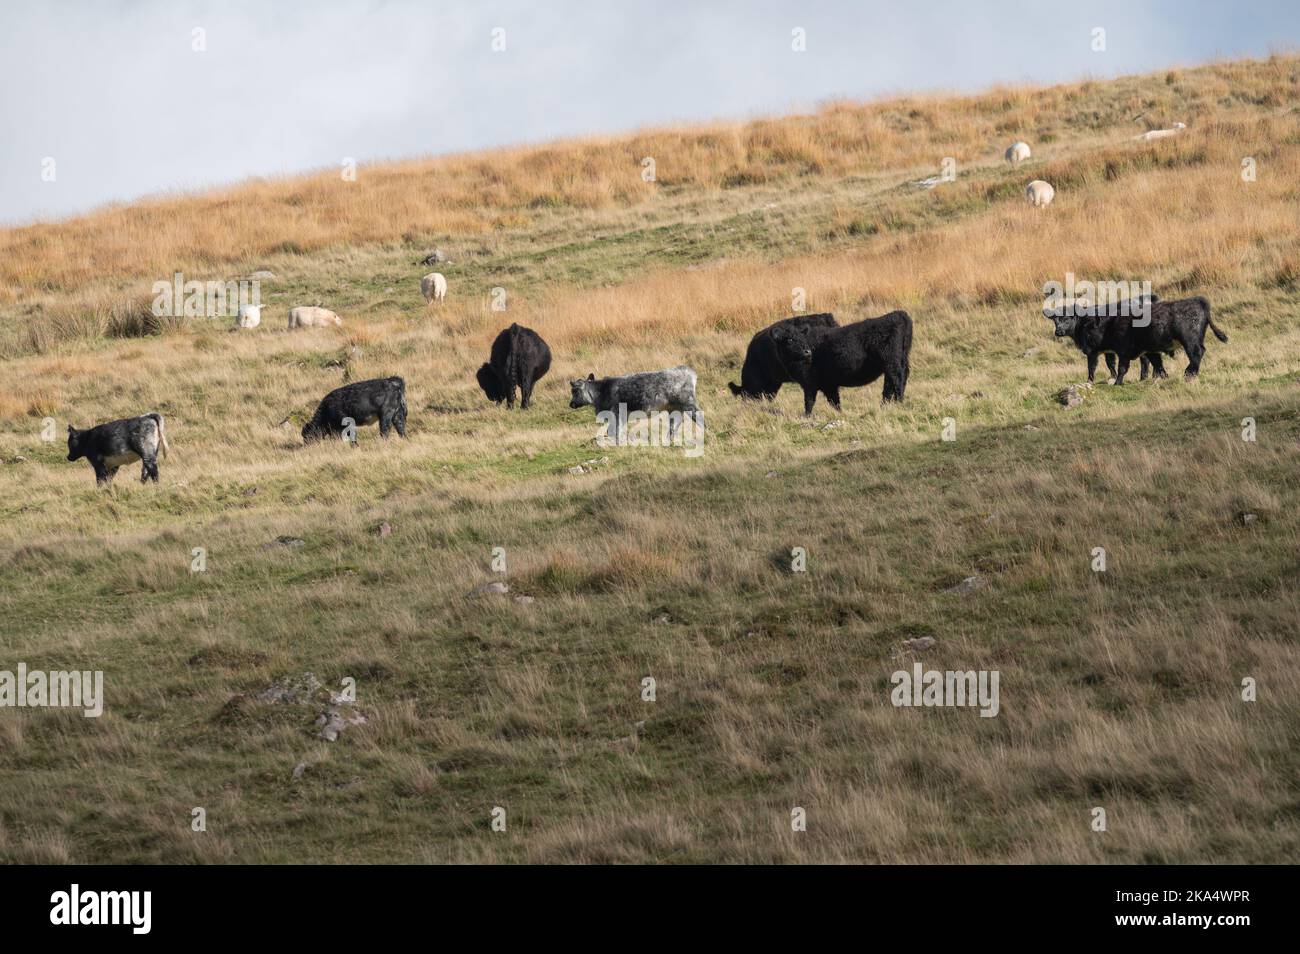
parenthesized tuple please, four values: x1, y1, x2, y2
(903, 636, 937, 651)
(316, 705, 367, 742)
(256, 672, 323, 705)
(1058, 383, 1090, 408)
(944, 575, 984, 595)
(468, 581, 509, 597)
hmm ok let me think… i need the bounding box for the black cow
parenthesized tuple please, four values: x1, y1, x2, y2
(476, 323, 551, 409)
(1046, 296, 1227, 384)
(771, 310, 912, 414)
(727, 313, 838, 400)
(1045, 295, 1166, 382)
(302, 376, 407, 442)
(67, 412, 170, 485)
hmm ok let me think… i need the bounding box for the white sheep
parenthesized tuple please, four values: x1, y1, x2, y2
(1134, 122, 1187, 142)
(288, 306, 342, 329)
(421, 272, 447, 304)
(1025, 180, 1055, 207)
(1005, 141, 1031, 163)
(235, 303, 262, 329)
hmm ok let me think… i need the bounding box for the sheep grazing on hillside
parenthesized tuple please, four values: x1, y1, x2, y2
(1025, 180, 1055, 207)
(288, 306, 342, 329)
(1005, 141, 1031, 163)
(1134, 122, 1186, 142)
(235, 304, 262, 328)
(421, 272, 447, 304)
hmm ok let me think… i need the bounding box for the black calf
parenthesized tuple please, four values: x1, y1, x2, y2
(302, 376, 407, 442)
(476, 324, 551, 409)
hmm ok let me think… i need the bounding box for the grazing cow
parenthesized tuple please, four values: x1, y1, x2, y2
(1046, 296, 1227, 383)
(1044, 296, 1167, 382)
(236, 304, 262, 328)
(476, 323, 551, 409)
(1025, 180, 1055, 207)
(771, 310, 912, 414)
(302, 377, 407, 442)
(288, 306, 342, 329)
(569, 366, 703, 444)
(728, 313, 838, 400)
(421, 273, 447, 304)
(1005, 141, 1031, 163)
(67, 412, 170, 485)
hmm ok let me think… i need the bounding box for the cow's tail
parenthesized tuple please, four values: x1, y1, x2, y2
(149, 412, 170, 458)
(894, 310, 914, 355)
(1201, 298, 1228, 342)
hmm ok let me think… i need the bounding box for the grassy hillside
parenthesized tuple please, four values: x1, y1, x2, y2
(0, 56, 1297, 863)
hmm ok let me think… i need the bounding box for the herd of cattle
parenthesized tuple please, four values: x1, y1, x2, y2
(64, 288, 1227, 484)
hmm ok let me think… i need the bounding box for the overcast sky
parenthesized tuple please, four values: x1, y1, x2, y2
(3, 0, 1298, 225)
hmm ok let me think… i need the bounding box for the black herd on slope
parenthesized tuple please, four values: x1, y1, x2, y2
(66, 292, 1226, 485)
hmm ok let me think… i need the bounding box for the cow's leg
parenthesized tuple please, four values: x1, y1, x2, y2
(883, 360, 906, 402)
(394, 403, 407, 437)
(92, 460, 110, 486)
(1149, 354, 1168, 379)
(140, 456, 157, 483)
(822, 386, 842, 412)
(802, 384, 817, 416)
(1114, 357, 1130, 385)
(104, 465, 120, 485)
(1181, 334, 1204, 378)
(505, 381, 517, 410)
(1139, 355, 1151, 381)
(1088, 352, 1100, 383)
(520, 378, 534, 409)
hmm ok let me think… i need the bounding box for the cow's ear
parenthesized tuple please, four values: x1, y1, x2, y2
(587, 373, 595, 381)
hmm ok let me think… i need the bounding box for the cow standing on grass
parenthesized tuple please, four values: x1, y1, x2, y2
(302, 377, 407, 442)
(569, 366, 703, 444)
(1046, 296, 1227, 383)
(67, 412, 170, 485)
(476, 323, 552, 409)
(771, 310, 912, 414)
(728, 313, 837, 400)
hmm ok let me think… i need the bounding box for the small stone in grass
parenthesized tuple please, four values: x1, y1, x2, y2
(903, 636, 937, 651)
(469, 581, 509, 597)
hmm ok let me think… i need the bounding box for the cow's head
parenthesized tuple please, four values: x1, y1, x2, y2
(66, 425, 84, 461)
(770, 326, 815, 380)
(476, 364, 508, 404)
(301, 419, 326, 443)
(1042, 295, 1082, 338)
(569, 374, 597, 409)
